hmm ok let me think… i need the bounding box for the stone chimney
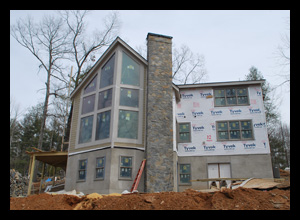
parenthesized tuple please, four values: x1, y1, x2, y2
(145, 33, 174, 192)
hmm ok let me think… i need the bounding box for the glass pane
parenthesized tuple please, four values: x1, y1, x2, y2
(79, 116, 93, 143)
(121, 157, 132, 167)
(179, 123, 190, 132)
(121, 52, 140, 86)
(82, 94, 95, 115)
(217, 122, 228, 131)
(218, 131, 229, 140)
(96, 157, 105, 168)
(78, 170, 86, 180)
(120, 167, 132, 178)
(229, 121, 240, 130)
(214, 89, 225, 97)
(96, 168, 104, 179)
(180, 164, 191, 174)
(180, 174, 190, 183)
(96, 111, 111, 140)
(79, 160, 87, 170)
(120, 88, 139, 108)
(179, 132, 190, 142)
(84, 75, 97, 94)
(215, 97, 225, 106)
(226, 88, 236, 97)
(98, 89, 112, 109)
(100, 54, 115, 88)
(226, 97, 237, 105)
(241, 121, 251, 130)
(242, 130, 253, 139)
(118, 110, 138, 139)
(237, 88, 247, 96)
(238, 96, 248, 104)
(230, 130, 240, 139)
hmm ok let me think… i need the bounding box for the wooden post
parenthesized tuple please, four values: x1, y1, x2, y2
(27, 155, 36, 196)
(39, 162, 45, 194)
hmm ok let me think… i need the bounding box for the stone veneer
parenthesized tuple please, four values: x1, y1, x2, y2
(145, 33, 174, 192)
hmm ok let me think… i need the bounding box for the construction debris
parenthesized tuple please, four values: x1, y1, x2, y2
(10, 169, 28, 197)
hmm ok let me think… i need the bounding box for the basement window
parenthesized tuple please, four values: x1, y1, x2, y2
(179, 164, 191, 185)
(119, 156, 132, 179)
(78, 159, 87, 181)
(95, 157, 105, 179)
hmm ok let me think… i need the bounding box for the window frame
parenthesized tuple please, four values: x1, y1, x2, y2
(119, 156, 133, 180)
(214, 86, 249, 107)
(178, 122, 192, 143)
(179, 164, 192, 185)
(216, 120, 254, 141)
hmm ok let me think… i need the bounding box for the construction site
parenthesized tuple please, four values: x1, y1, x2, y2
(10, 168, 290, 210)
(10, 32, 290, 210)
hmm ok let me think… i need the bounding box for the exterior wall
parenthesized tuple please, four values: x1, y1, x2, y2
(176, 85, 271, 156)
(65, 148, 144, 194)
(145, 33, 174, 192)
(177, 154, 273, 192)
(65, 39, 147, 194)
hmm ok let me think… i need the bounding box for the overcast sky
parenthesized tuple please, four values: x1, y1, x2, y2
(10, 10, 290, 124)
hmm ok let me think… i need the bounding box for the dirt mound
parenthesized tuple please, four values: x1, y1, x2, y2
(10, 188, 290, 210)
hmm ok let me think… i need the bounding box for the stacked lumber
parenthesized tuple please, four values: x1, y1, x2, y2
(10, 169, 28, 197)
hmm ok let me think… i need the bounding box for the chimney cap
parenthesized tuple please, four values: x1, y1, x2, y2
(147, 32, 173, 40)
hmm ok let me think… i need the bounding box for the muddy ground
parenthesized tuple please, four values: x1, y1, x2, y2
(10, 187, 290, 210)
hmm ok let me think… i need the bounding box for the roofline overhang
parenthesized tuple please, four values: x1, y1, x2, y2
(176, 80, 265, 89)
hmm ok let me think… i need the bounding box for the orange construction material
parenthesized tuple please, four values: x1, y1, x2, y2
(130, 159, 146, 192)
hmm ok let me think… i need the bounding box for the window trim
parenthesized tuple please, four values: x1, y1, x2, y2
(214, 86, 249, 107)
(216, 120, 254, 141)
(177, 122, 192, 143)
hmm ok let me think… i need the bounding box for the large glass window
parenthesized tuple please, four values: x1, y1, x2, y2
(120, 156, 132, 178)
(95, 157, 105, 179)
(81, 94, 95, 115)
(84, 75, 97, 94)
(121, 52, 140, 86)
(79, 115, 93, 144)
(216, 120, 253, 141)
(78, 159, 87, 181)
(178, 123, 191, 143)
(98, 89, 112, 109)
(120, 88, 139, 108)
(214, 87, 248, 106)
(95, 111, 111, 140)
(118, 110, 138, 139)
(179, 164, 191, 184)
(100, 54, 115, 88)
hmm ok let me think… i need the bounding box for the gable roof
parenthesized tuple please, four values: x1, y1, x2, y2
(70, 36, 148, 99)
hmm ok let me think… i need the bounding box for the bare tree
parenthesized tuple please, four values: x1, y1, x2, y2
(274, 17, 290, 89)
(11, 15, 71, 152)
(58, 10, 121, 143)
(172, 44, 207, 84)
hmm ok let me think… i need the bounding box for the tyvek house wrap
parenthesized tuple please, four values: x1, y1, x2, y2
(175, 85, 270, 157)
